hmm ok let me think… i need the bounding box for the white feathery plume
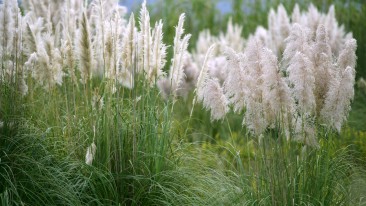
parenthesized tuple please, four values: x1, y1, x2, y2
(24, 52, 37, 75)
(173, 13, 186, 53)
(337, 39, 357, 72)
(78, 11, 94, 84)
(267, 8, 277, 52)
(61, 37, 77, 85)
(136, 0, 167, 87)
(23, 21, 38, 56)
(245, 38, 264, 102)
(182, 53, 199, 87)
(23, 19, 56, 90)
(119, 13, 136, 89)
(193, 18, 245, 86)
(277, 4, 291, 33)
(324, 6, 337, 38)
(312, 25, 334, 114)
(30, 0, 63, 30)
(43, 33, 63, 86)
(313, 25, 332, 58)
(45, 4, 53, 35)
(188, 3, 357, 144)
(219, 18, 245, 52)
(121, 13, 135, 72)
(169, 53, 199, 100)
(149, 20, 167, 85)
(200, 78, 229, 121)
(104, 9, 124, 82)
(261, 48, 293, 129)
(0, 0, 17, 58)
(196, 44, 216, 103)
(252, 26, 269, 47)
(324, 5, 345, 54)
(104, 25, 114, 79)
(267, 4, 290, 55)
(141, 1, 152, 78)
(170, 13, 191, 97)
(320, 66, 355, 133)
(319, 38, 357, 132)
(207, 56, 228, 83)
(85, 142, 96, 165)
(23, 15, 44, 56)
(283, 23, 312, 64)
(16, 14, 27, 96)
(243, 38, 268, 135)
(195, 44, 227, 121)
(276, 4, 291, 50)
(22, 0, 48, 23)
(305, 4, 321, 34)
(89, 0, 107, 77)
(287, 51, 316, 114)
(25, 40, 63, 90)
(0, 0, 19, 82)
(157, 14, 193, 100)
(62, 0, 82, 42)
(223, 47, 248, 113)
(291, 4, 301, 23)
(89, 0, 126, 78)
(137, 0, 151, 74)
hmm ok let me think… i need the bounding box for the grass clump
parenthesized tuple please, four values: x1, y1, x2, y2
(0, 120, 118, 205)
(235, 136, 366, 205)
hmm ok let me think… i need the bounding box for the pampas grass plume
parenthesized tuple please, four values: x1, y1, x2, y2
(85, 142, 96, 165)
(78, 11, 93, 84)
(170, 13, 191, 97)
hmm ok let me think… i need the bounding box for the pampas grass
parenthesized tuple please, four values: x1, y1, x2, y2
(194, 4, 357, 146)
(0, 1, 365, 205)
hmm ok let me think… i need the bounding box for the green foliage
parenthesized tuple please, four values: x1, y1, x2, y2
(0, 121, 118, 205)
(215, 133, 366, 205)
(349, 88, 366, 131)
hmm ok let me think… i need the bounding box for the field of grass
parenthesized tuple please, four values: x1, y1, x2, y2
(1, 0, 366, 205)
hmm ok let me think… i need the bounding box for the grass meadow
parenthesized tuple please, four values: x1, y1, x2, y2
(1, 0, 366, 205)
